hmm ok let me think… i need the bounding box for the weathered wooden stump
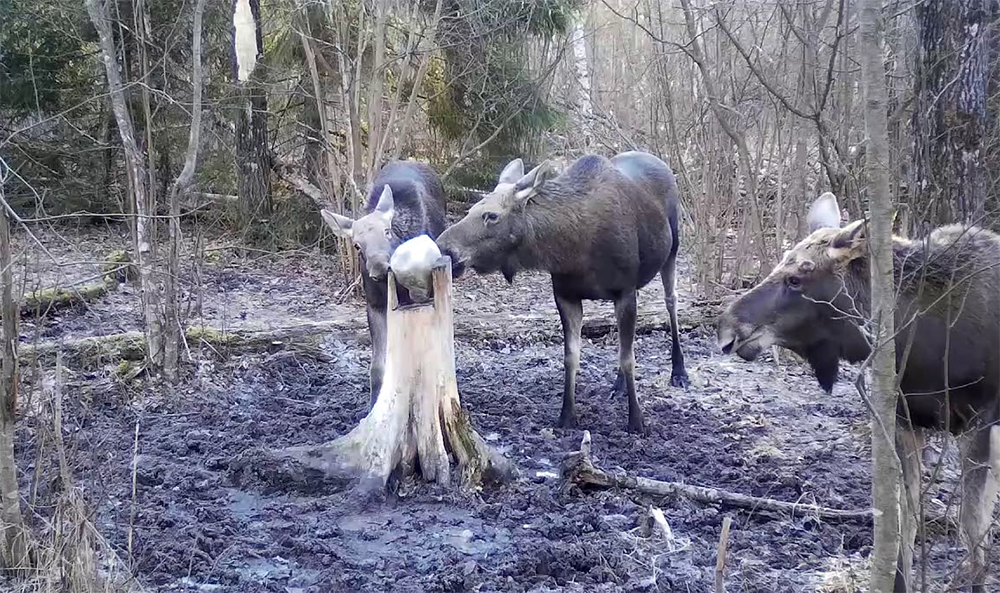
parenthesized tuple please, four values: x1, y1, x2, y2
(234, 257, 515, 492)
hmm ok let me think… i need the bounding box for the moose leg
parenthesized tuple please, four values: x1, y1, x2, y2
(554, 291, 583, 429)
(894, 425, 925, 593)
(615, 290, 645, 434)
(958, 426, 1000, 593)
(366, 304, 388, 408)
(660, 256, 688, 388)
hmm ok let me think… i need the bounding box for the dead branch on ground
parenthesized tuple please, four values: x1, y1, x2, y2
(561, 432, 872, 523)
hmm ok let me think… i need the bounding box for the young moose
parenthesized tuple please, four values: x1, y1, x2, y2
(717, 193, 1000, 593)
(321, 161, 447, 406)
(436, 151, 689, 434)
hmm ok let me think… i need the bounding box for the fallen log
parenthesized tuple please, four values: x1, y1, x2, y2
(21, 304, 717, 365)
(561, 432, 872, 523)
(18, 251, 134, 318)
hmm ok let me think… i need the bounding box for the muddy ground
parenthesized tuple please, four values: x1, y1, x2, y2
(8, 222, 997, 592)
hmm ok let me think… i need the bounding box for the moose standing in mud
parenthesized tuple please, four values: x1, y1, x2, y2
(436, 151, 688, 434)
(716, 193, 1000, 592)
(321, 160, 447, 406)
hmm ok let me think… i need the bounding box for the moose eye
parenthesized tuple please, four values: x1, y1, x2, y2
(482, 211, 500, 225)
(786, 275, 802, 290)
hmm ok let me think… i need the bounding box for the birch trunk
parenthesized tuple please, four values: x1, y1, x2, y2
(571, 20, 594, 149)
(859, 0, 901, 589)
(247, 258, 515, 491)
(232, 0, 273, 247)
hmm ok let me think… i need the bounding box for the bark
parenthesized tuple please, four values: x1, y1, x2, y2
(859, 0, 901, 589)
(912, 0, 989, 228)
(231, 259, 516, 492)
(365, 0, 389, 179)
(232, 0, 273, 246)
(562, 433, 871, 522)
(571, 20, 594, 149)
(86, 0, 165, 372)
(163, 0, 208, 383)
(0, 189, 31, 571)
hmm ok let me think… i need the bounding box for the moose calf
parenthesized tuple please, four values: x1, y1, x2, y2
(321, 161, 447, 406)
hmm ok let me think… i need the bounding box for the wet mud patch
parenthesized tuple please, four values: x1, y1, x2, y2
(24, 322, 991, 593)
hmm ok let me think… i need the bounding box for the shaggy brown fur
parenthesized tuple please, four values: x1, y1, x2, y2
(717, 193, 1000, 593)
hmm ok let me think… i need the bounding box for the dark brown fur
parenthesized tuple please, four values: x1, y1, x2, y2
(717, 194, 1000, 593)
(436, 151, 688, 433)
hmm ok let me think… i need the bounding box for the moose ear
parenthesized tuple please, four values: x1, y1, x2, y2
(498, 158, 525, 185)
(374, 185, 394, 221)
(512, 161, 552, 206)
(807, 192, 843, 232)
(829, 218, 868, 259)
(321, 209, 355, 239)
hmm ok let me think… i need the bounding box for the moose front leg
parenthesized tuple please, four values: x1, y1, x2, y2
(554, 291, 583, 429)
(366, 304, 388, 408)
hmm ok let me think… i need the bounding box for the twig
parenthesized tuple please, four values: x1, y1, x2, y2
(715, 516, 732, 593)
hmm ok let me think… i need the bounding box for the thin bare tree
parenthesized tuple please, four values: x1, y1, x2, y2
(859, 0, 901, 589)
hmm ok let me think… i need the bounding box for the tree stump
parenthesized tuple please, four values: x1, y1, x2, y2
(236, 257, 515, 492)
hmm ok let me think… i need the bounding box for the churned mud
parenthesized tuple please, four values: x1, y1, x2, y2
(12, 223, 997, 592)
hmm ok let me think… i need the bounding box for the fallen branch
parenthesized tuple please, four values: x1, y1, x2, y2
(561, 432, 872, 523)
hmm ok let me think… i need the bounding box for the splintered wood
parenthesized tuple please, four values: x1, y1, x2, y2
(251, 257, 514, 492)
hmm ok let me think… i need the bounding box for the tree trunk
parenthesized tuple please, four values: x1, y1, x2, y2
(859, 0, 901, 590)
(234, 258, 516, 492)
(232, 0, 273, 247)
(87, 0, 165, 371)
(0, 189, 31, 571)
(912, 0, 989, 228)
(571, 20, 594, 149)
(163, 0, 208, 383)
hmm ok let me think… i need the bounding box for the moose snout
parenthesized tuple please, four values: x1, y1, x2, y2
(717, 324, 737, 355)
(367, 257, 390, 280)
(436, 243, 467, 278)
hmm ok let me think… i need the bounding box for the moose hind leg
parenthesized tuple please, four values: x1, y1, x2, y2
(958, 426, 1000, 593)
(554, 291, 583, 429)
(615, 290, 645, 434)
(367, 305, 388, 409)
(660, 254, 688, 388)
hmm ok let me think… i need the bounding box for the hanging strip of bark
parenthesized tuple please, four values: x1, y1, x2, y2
(561, 432, 872, 523)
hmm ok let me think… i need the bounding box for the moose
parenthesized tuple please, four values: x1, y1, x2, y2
(716, 193, 1000, 592)
(436, 151, 689, 434)
(321, 160, 447, 406)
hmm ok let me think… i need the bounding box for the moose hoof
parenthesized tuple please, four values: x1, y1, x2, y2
(557, 412, 579, 429)
(669, 372, 689, 389)
(627, 417, 648, 435)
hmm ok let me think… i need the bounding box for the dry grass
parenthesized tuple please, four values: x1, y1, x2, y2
(812, 554, 870, 593)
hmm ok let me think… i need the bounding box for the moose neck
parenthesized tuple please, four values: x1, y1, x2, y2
(516, 184, 591, 274)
